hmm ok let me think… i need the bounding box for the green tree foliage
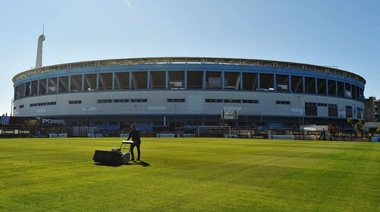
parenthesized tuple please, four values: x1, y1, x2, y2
(24, 119, 38, 130)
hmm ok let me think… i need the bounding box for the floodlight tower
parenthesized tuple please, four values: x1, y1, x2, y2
(35, 26, 45, 68)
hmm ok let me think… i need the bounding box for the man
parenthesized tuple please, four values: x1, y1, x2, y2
(127, 124, 141, 161)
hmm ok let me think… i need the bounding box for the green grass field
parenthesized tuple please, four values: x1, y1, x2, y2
(1, 137, 380, 211)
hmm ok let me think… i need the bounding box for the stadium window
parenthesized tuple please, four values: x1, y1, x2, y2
(242, 99, 259, 104)
(131, 99, 148, 103)
(328, 106, 338, 117)
(58, 76, 69, 93)
(70, 75, 82, 92)
(84, 74, 97, 91)
(19, 105, 24, 108)
(98, 73, 113, 90)
(357, 108, 363, 119)
(346, 106, 353, 118)
(305, 102, 316, 106)
(305, 77, 316, 94)
(305, 102, 318, 116)
(260, 73, 274, 91)
(115, 99, 129, 103)
(167, 99, 185, 102)
(97, 99, 111, 103)
(205, 99, 223, 103)
(224, 99, 241, 103)
(276, 101, 290, 105)
(69, 100, 82, 104)
(276, 74, 290, 92)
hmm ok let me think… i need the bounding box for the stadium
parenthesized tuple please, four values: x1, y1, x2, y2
(11, 56, 365, 137)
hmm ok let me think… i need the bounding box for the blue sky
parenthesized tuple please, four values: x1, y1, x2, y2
(1, 0, 379, 115)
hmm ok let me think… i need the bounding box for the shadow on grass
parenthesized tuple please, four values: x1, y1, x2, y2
(93, 162, 122, 167)
(131, 160, 150, 167)
(93, 160, 150, 167)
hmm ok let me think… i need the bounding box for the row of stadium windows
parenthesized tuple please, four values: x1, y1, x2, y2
(30, 102, 57, 107)
(15, 98, 359, 111)
(13, 70, 364, 100)
(17, 98, 262, 108)
(15, 99, 362, 118)
(205, 99, 259, 103)
(17, 98, 363, 118)
(98, 99, 148, 103)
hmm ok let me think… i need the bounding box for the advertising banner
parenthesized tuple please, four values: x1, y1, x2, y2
(169, 81, 184, 89)
(268, 135, 295, 140)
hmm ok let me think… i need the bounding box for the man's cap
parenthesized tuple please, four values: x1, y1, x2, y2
(130, 124, 135, 128)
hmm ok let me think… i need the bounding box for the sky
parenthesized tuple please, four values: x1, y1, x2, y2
(1, 0, 379, 116)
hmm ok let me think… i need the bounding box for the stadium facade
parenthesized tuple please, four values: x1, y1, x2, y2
(12, 57, 366, 136)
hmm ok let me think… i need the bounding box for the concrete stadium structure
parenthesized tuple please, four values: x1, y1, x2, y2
(12, 57, 366, 136)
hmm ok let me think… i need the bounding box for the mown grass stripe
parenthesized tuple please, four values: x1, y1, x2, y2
(1, 138, 379, 211)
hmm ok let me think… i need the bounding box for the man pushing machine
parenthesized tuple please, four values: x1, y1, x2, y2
(127, 124, 141, 161)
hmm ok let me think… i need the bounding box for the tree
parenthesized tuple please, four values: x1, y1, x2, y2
(24, 119, 39, 134)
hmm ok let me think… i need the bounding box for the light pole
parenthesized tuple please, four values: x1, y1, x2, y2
(297, 95, 304, 130)
(85, 107, 90, 126)
(339, 108, 344, 130)
(84, 107, 90, 136)
(10, 99, 13, 116)
(297, 95, 305, 139)
(174, 104, 177, 129)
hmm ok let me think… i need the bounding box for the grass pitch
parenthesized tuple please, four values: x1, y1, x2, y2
(1, 137, 380, 211)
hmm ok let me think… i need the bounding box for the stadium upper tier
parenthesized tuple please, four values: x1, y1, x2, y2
(13, 57, 365, 101)
(13, 57, 365, 83)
